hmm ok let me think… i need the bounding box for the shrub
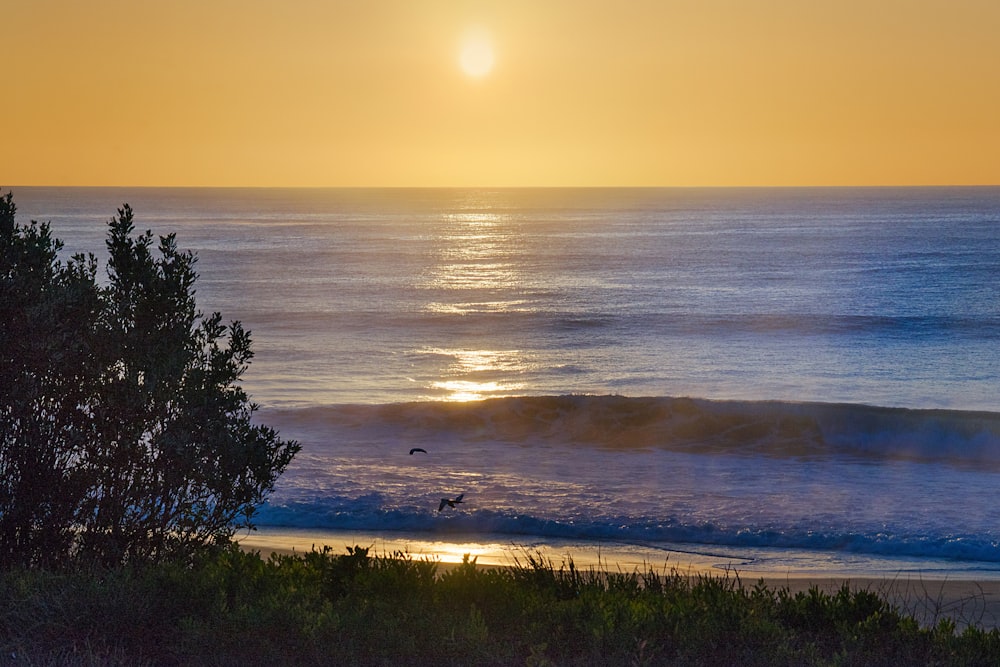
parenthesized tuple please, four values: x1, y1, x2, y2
(0, 192, 299, 568)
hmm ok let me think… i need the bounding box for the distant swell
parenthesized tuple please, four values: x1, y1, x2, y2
(263, 395, 1000, 467)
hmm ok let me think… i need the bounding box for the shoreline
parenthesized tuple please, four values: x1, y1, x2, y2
(238, 527, 1000, 629)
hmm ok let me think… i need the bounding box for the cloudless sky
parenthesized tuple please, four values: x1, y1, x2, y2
(4, 0, 999, 187)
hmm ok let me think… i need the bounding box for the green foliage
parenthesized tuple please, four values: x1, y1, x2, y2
(2, 546, 1000, 666)
(1, 192, 104, 568)
(0, 192, 299, 569)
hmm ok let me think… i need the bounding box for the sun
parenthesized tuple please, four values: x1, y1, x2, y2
(459, 29, 495, 78)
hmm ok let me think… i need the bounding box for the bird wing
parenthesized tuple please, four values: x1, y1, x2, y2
(454, 494, 464, 503)
(438, 499, 448, 512)
(409, 448, 427, 455)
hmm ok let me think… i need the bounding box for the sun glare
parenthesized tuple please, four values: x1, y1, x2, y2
(459, 29, 495, 78)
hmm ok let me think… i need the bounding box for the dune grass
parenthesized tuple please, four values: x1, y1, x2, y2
(2, 544, 999, 666)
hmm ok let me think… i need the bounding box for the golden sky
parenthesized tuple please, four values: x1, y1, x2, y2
(4, 0, 999, 187)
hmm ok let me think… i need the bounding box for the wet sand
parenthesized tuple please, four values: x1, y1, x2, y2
(238, 527, 1000, 630)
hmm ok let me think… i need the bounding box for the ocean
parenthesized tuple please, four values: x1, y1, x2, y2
(11, 186, 1000, 575)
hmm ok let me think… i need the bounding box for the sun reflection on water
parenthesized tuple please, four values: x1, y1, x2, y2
(419, 347, 530, 401)
(425, 299, 531, 314)
(415, 198, 539, 401)
(430, 380, 515, 402)
(422, 208, 529, 316)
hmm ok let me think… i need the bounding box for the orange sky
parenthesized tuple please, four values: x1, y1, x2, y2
(4, 0, 999, 187)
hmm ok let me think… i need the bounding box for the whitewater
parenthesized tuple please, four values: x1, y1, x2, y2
(13, 186, 1000, 575)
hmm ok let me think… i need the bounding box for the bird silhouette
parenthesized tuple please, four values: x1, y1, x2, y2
(438, 493, 464, 512)
(409, 447, 427, 455)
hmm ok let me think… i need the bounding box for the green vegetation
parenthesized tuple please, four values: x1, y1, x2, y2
(1, 192, 299, 568)
(2, 545, 999, 666)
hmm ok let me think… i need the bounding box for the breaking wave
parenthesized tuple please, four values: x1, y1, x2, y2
(263, 395, 1000, 467)
(254, 396, 1000, 565)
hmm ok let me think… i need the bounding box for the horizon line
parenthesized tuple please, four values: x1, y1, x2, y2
(5, 183, 1000, 190)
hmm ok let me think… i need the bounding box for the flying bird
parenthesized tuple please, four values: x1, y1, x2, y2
(409, 447, 427, 455)
(438, 493, 464, 512)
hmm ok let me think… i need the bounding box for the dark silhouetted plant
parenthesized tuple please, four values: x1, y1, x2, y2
(4, 546, 1000, 665)
(0, 193, 299, 568)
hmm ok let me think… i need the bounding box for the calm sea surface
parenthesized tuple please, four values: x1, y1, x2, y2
(12, 186, 1000, 573)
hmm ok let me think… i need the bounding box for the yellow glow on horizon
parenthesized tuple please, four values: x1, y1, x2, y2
(2, 1, 999, 187)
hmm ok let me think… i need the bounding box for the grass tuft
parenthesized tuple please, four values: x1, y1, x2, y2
(2, 543, 999, 665)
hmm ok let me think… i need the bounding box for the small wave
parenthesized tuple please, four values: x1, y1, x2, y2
(261, 395, 1000, 467)
(255, 498, 1000, 564)
(611, 313, 1000, 339)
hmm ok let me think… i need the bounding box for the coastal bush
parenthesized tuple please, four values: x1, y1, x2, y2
(2, 545, 1000, 665)
(0, 192, 103, 568)
(0, 192, 299, 568)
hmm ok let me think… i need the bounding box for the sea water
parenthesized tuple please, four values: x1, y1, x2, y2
(11, 186, 1000, 574)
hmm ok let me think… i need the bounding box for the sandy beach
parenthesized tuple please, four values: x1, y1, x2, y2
(239, 527, 1000, 631)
